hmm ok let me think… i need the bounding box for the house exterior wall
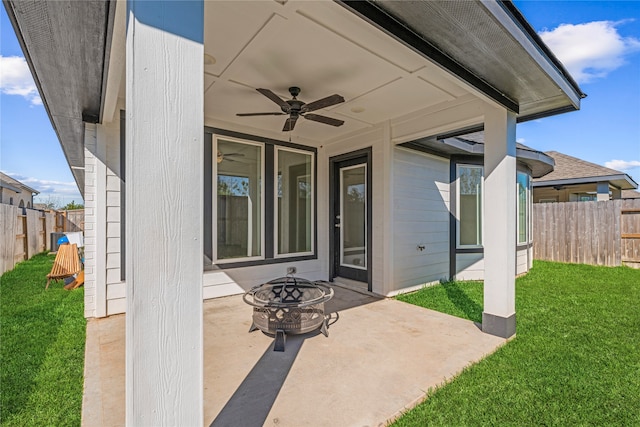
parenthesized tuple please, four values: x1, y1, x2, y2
(0, 187, 34, 208)
(455, 247, 530, 281)
(84, 124, 100, 317)
(84, 118, 125, 318)
(84, 115, 535, 317)
(322, 126, 388, 293)
(390, 147, 450, 293)
(534, 183, 619, 202)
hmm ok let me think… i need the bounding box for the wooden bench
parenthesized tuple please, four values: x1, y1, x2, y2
(46, 243, 81, 289)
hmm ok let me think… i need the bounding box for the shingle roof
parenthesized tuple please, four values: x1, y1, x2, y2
(622, 189, 640, 199)
(537, 151, 623, 181)
(533, 151, 637, 190)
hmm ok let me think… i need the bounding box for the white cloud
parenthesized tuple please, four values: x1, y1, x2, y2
(539, 20, 640, 84)
(605, 159, 640, 171)
(2, 171, 81, 203)
(516, 138, 526, 144)
(0, 55, 42, 105)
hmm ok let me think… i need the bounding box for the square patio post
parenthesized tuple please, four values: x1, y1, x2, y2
(597, 181, 610, 201)
(125, 1, 204, 424)
(482, 106, 517, 338)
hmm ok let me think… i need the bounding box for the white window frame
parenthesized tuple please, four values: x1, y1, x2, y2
(213, 135, 265, 263)
(456, 164, 484, 249)
(274, 146, 315, 258)
(339, 163, 367, 270)
(516, 171, 530, 245)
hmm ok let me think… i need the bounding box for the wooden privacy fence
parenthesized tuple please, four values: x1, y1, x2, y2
(533, 199, 640, 267)
(0, 205, 85, 276)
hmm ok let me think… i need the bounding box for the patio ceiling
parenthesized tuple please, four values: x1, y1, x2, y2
(201, 1, 470, 145)
(6, 0, 585, 190)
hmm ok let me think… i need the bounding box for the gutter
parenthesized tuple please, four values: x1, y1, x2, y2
(533, 174, 639, 190)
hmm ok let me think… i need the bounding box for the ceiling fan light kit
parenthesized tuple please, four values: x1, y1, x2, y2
(236, 86, 345, 132)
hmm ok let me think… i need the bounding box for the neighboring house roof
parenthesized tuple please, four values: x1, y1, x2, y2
(403, 130, 555, 178)
(0, 171, 39, 195)
(622, 189, 640, 199)
(4, 0, 584, 197)
(533, 151, 638, 190)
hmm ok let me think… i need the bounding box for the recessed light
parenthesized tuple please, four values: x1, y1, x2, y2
(204, 54, 216, 65)
(350, 106, 365, 113)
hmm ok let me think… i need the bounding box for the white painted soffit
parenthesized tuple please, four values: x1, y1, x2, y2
(338, 0, 585, 121)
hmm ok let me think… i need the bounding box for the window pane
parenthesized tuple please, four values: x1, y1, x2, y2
(459, 166, 483, 246)
(517, 172, 528, 244)
(277, 149, 313, 255)
(216, 139, 262, 259)
(341, 165, 367, 268)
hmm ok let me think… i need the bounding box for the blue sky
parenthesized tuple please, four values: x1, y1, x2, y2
(1, 1, 639, 206)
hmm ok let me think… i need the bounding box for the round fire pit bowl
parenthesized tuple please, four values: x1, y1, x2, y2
(243, 276, 334, 351)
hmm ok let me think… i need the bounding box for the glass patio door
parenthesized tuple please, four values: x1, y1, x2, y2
(330, 151, 371, 287)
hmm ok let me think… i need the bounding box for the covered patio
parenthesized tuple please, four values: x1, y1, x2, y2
(5, 0, 584, 423)
(83, 285, 506, 426)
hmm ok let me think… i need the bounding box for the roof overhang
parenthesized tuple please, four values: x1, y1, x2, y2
(339, 0, 585, 120)
(402, 136, 555, 178)
(533, 174, 638, 191)
(3, 0, 113, 195)
(5, 0, 583, 193)
(0, 181, 22, 194)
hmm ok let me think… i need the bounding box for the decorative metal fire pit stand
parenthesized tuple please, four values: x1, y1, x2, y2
(243, 276, 334, 351)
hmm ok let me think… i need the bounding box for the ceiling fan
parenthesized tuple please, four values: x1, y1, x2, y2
(236, 86, 345, 132)
(217, 151, 245, 164)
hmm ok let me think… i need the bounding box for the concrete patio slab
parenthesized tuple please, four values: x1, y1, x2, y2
(82, 286, 506, 426)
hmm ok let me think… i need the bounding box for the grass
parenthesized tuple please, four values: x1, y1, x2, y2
(1, 253, 86, 426)
(393, 261, 640, 426)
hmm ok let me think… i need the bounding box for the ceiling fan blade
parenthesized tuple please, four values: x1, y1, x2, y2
(256, 88, 290, 110)
(283, 116, 298, 132)
(303, 113, 344, 127)
(302, 94, 345, 112)
(236, 112, 285, 116)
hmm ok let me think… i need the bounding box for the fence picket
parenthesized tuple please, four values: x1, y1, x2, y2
(534, 199, 640, 267)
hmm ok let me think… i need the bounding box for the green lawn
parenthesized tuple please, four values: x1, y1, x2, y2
(0, 253, 85, 426)
(394, 261, 640, 426)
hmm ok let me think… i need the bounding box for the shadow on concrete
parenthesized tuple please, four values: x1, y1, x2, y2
(322, 283, 382, 314)
(209, 284, 376, 426)
(209, 331, 313, 427)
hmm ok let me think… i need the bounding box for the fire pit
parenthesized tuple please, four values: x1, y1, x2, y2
(243, 276, 334, 351)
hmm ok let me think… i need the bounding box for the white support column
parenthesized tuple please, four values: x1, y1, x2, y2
(482, 106, 517, 338)
(597, 181, 610, 201)
(611, 187, 622, 199)
(84, 123, 107, 318)
(382, 121, 395, 295)
(126, 2, 204, 425)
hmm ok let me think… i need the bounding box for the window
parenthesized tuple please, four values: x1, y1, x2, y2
(215, 137, 263, 261)
(211, 131, 316, 265)
(517, 171, 529, 244)
(276, 148, 313, 256)
(457, 165, 483, 247)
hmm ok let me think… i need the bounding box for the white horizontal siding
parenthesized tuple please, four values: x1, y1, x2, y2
(203, 259, 324, 299)
(516, 247, 529, 275)
(455, 253, 484, 281)
(392, 148, 449, 292)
